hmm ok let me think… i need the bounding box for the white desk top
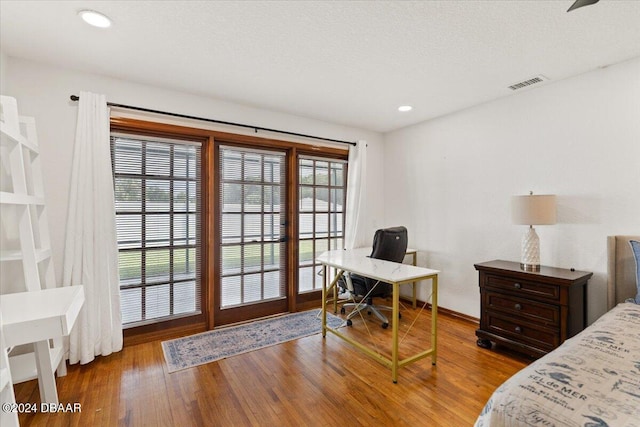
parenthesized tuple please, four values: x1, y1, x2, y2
(0, 286, 85, 347)
(316, 249, 439, 285)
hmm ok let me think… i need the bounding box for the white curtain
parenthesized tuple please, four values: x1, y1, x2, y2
(344, 140, 368, 249)
(62, 91, 123, 364)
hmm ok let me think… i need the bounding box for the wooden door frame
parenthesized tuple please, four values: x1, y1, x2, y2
(111, 118, 213, 345)
(292, 148, 349, 308)
(212, 140, 290, 326)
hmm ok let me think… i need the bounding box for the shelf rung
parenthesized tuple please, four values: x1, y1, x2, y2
(0, 249, 51, 263)
(0, 192, 45, 205)
(0, 122, 39, 154)
(8, 345, 65, 384)
(0, 250, 23, 262)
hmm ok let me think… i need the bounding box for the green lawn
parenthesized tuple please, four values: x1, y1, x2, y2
(119, 239, 336, 281)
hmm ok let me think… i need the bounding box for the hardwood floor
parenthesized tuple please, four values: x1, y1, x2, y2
(13, 306, 531, 426)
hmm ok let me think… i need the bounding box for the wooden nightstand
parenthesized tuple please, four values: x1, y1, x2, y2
(474, 260, 592, 358)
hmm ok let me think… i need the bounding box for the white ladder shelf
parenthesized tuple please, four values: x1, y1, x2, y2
(0, 95, 84, 406)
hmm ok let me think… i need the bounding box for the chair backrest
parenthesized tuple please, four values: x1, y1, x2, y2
(370, 226, 408, 264)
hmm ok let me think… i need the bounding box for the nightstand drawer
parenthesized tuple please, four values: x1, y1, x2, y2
(485, 274, 560, 301)
(485, 312, 559, 351)
(485, 292, 560, 326)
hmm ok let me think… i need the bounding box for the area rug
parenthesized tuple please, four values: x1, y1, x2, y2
(162, 310, 344, 372)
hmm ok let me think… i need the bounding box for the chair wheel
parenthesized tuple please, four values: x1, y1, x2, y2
(381, 322, 389, 329)
(340, 307, 346, 314)
(367, 310, 372, 315)
(346, 319, 352, 326)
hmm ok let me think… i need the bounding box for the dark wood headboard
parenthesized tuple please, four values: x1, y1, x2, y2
(607, 235, 640, 310)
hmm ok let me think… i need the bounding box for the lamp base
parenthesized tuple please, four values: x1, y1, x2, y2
(521, 226, 541, 272)
(520, 262, 541, 272)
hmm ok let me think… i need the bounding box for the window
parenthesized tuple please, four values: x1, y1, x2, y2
(298, 156, 346, 293)
(111, 133, 202, 327)
(219, 146, 287, 309)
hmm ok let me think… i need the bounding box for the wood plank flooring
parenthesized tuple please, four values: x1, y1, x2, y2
(13, 306, 531, 426)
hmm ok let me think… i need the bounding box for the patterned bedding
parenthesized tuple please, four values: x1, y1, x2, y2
(475, 303, 640, 427)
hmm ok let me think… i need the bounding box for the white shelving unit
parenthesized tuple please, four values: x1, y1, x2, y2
(0, 96, 54, 293)
(0, 95, 84, 406)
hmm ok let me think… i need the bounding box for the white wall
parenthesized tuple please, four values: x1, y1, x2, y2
(4, 57, 385, 287)
(0, 50, 8, 93)
(385, 57, 640, 323)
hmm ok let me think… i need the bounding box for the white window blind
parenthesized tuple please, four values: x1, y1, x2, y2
(219, 145, 286, 308)
(298, 155, 346, 293)
(111, 133, 202, 327)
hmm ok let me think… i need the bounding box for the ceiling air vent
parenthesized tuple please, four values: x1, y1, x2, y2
(508, 75, 548, 91)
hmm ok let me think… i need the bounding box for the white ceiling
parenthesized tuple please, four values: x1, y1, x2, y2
(1, 1, 640, 133)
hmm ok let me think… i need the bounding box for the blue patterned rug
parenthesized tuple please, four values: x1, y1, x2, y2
(162, 310, 344, 372)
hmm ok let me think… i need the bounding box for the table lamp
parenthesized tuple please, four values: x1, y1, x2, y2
(511, 192, 556, 271)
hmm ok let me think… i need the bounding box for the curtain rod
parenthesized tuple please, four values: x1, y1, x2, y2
(69, 95, 356, 146)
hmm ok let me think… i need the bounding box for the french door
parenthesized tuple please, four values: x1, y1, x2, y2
(110, 118, 349, 341)
(215, 145, 288, 325)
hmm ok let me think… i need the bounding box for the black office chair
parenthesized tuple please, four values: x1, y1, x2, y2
(339, 226, 408, 329)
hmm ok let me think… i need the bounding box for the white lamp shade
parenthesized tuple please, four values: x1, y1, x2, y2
(511, 194, 557, 225)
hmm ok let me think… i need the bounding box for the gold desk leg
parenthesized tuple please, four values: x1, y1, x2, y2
(392, 282, 400, 383)
(412, 252, 417, 309)
(332, 273, 338, 314)
(321, 264, 327, 337)
(321, 268, 343, 337)
(431, 275, 438, 365)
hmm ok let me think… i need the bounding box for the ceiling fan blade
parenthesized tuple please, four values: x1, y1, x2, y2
(567, 0, 600, 12)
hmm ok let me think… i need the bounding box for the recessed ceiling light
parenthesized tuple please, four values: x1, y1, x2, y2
(398, 105, 413, 112)
(78, 10, 112, 28)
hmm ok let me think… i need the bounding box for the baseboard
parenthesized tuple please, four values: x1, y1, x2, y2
(399, 296, 479, 325)
(124, 322, 207, 347)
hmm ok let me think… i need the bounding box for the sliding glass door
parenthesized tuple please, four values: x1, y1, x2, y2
(216, 145, 288, 325)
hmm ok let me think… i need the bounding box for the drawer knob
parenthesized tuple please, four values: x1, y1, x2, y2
(515, 326, 522, 333)
(514, 283, 522, 289)
(515, 303, 522, 310)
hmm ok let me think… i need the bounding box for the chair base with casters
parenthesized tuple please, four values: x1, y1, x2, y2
(340, 295, 400, 329)
(338, 269, 402, 329)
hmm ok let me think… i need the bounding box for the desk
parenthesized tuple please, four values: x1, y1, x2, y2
(327, 248, 419, 311)
(317, 249, 439, 382)
(1, 286, 84, 403)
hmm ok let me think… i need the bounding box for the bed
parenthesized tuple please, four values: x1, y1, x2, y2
(475, 235, 640, 427)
